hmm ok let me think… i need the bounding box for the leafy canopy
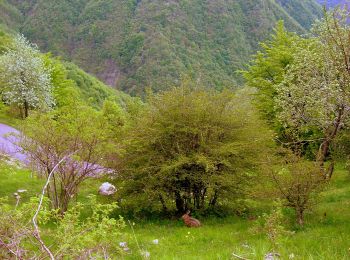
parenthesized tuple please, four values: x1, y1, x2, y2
(120, 85, 272, 214)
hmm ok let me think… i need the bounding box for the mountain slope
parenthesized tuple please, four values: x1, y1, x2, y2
(0, 0, 20, 32)
(0, 27, 134, 109)
(1, 0, 322, 95)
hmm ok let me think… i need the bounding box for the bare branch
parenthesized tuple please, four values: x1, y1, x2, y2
(232, 253, 250, 260)
(32, 151, 78, 260)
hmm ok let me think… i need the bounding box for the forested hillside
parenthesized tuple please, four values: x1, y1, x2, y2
(0, 0, 322, 95)
(0, 27, 134, 110)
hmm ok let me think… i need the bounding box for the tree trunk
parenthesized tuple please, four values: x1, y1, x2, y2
(317, 107, 343, 179)
(200, 188, 206, 209)
(209, 190, 218, 207)
(317, 138, 331, 166)
(193, 186, 201, 209)
(326, 161, 335, 179)
(24, 100, 29, 118)
(175, 191, 185, 213)
(296, 208, 304, 226)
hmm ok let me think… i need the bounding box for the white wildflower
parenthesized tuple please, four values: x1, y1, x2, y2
(119, 242, 127, 248)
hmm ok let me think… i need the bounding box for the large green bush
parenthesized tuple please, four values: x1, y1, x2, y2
(118, 85, 271, 214)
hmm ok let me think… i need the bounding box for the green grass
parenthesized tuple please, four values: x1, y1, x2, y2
(122, 214, 350, 260)
(1, 162, 350, 259)
(0, 107, 21, 127)
(0, 162, 43, 203)
(121, 167, 350, 260)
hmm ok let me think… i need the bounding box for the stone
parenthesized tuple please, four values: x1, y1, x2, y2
(99, 182, 116, 196)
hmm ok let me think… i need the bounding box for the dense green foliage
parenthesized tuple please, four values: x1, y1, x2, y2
(244, 7, 350, 185)
(2, 3, 350, 259)
(0, 0, 21, 32)
(0, 29, 137, 113)
(243, 21, 300, 125)
(0, 194, 125, 259)
(0, 0, 322, 95)
(119, 86, 272, 215)
(19, 103, 123, 213)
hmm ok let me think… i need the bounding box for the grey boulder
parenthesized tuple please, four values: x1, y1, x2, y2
(99, 182, 116, 196)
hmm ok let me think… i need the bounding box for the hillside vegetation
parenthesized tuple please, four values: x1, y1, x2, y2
(3, 2, 350, 260)
(1, 0, 322, 95)
(0, 28, 134, 111)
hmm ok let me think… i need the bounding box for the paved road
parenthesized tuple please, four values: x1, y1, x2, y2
(0, 123, 27, 162)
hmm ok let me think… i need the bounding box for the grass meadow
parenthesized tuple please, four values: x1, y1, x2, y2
(1, 161, 350, 259)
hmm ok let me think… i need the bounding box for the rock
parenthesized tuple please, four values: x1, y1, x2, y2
(99, 182, 116, 196)
(13, 192, 21, 202)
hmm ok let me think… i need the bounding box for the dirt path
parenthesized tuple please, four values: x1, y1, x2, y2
(0, 123, 27, 162)
(0, 123, 110, 176)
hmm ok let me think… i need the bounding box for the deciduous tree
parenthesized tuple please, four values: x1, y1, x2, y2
(18, 104, 121, 213)
(267, 154, 325, 226)
(0, 35, 54, 118)
(275, 9, 350, 178)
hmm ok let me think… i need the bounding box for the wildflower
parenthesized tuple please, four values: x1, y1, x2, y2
(289, 253, 295, 259)
(141, 251, 151, 258)
(152, 239, 159, 245)
(119, 242, 127, 248)
(264, 252, 281, 260)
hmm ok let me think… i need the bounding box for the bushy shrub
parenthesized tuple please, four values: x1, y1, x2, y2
(118, 86, 271, 215)
(0, 195, 125, 259)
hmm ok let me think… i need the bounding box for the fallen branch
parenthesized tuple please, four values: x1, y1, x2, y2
(0, 238, 18, 257)
(232, 253, 250, 260)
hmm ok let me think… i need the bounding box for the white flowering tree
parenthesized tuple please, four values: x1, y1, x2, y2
(0, 35, 54, 118)
(275, 10, 350, 178)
